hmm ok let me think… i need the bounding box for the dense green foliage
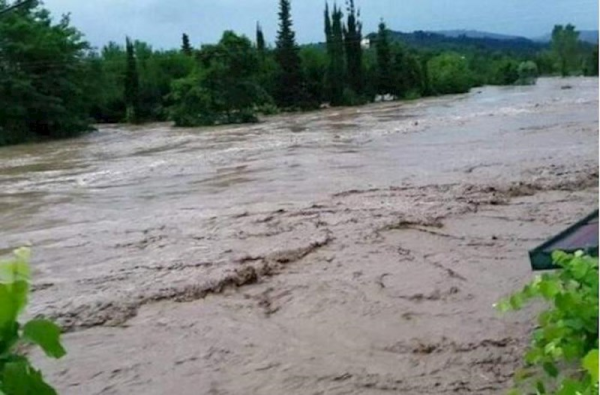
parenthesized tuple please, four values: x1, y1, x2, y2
(552, 24, 581, 77)
(0, 248, 67, 395)
(0, 0, 91, 145)
(90, 41, 195, 123)
(517, 61, 539, 85)
(376, 30, 546, 57)
(169, 31, 270, 126)
(427, 52, 473, 94)
(0, 0, 598, 145)
(498, 251, 599, 395)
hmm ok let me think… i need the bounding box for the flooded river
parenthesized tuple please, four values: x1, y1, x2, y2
(1, 78, 598, 394)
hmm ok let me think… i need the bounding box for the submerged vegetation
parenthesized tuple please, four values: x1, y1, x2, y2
(0, 0, 598, 145)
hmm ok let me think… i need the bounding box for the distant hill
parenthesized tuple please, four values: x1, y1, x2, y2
(365, 30, 547, 55)
(578, 30, 598, 44)
(533, 30, 598, 44)
(434, 29, 526, 41)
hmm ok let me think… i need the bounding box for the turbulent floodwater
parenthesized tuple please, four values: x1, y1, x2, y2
(1, 78, 599, 394)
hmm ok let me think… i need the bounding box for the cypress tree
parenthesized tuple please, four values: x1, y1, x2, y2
(274, 0, 305, 108)
(328, 4, 346, 105)
(324, 3, 332, 46)
(324, 3, 334, 103)
(256, 22, 266, 53)
(375, 20, 393, 95)
(344, 0, 363, 95)
(181, 33, 192, 56)
(124, 37, 140, 123)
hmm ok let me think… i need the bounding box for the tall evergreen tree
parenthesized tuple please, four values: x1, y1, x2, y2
(181, 33, 192, 56)
(344, 0, 363, 95)
(256, 22, 266, 53)
(324, 3, 332, 46)
(324, 3, 334, 102)
(375, 20, 393, 95)
(274, 0, 305, 108)
(327, 4, 346, 105)
(124, 37, 140, 123)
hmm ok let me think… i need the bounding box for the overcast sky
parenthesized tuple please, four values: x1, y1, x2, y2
(44, 0, 599, 49)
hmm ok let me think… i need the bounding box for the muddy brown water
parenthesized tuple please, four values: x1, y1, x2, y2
(1, 77, 598, 394)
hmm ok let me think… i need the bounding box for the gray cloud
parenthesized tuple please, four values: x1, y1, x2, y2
(44, 0, 599, 49)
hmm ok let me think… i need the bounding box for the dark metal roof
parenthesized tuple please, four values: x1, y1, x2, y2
(529, 210, 599, 271)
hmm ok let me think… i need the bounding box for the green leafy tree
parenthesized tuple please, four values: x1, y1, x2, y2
(124, 37, 141, 123)
(534, 50, 558, 75)
(420, 55, 433, 96)
(300, 46, 327, 106)
(491, 57, 520, 85)
(274, 0, 306, 108)
(427, 52, 473, 94)
(149, 49, 196, 118)
(254, 22, 279, 106)
(390, 45, 425, 99)
(0, 248, 67, 395)
(87, 43, 127, 122)
(552, 24, 580, 77)
(88, 42, 194, 124)
(256, 52, 280, 107)
(582, 46, 599, 76)
(343, 0, 363, 96)
(375, 20, 394, 95)
(181, 33, 193, 56)
(0, 1, 92, 146)
(169, 31, 271, 126)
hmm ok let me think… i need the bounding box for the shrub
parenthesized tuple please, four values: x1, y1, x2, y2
(342, 88, 368, 106)
(256, 103, 280, 116)
(497, 251, 599, 395)
(427, 52, 473, 95)
(491, 58, 520, 85)
(0, 248, 66, 395)
(516, 61, 539, 85)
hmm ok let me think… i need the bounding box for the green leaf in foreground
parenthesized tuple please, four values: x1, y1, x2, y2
(0, 248, 31, 284)
(23, 320, 66, 359)
(0, 248, 65, 395)
(0, 281, 28, 334)
(2, 361, 58, 395)
(499, 252, 599, 394)
(583, 349, 599, 383)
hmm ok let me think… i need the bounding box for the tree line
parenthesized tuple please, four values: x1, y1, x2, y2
(0, 0, 597, 146)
